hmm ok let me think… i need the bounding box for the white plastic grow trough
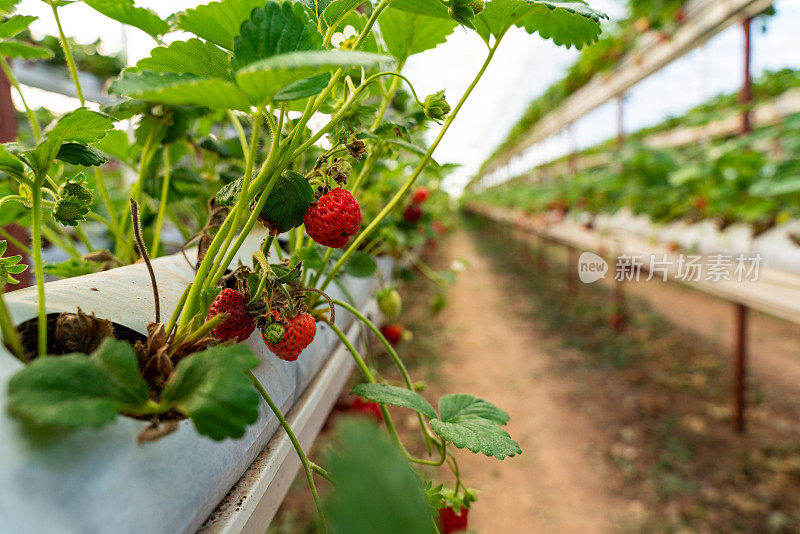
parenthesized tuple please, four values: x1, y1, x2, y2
(0, 228, 391, 534)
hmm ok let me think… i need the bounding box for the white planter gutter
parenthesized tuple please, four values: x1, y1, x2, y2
(0, 228, 390, 534)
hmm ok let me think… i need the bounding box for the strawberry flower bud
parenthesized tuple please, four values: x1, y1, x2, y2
(423, 90, 451, 124)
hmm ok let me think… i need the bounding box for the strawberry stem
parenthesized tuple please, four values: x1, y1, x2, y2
(130, 199, 161, 324)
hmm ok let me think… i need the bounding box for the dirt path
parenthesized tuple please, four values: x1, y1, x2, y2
(434, 230, 624, 533)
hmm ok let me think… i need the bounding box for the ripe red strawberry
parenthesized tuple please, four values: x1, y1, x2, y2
(350, 397, 383, 422)
(438, 506, 469, 533)
(403, 204, 423, 224)
(303, 188, 361, 248)
(206, 288, 256, 342)
(380, 324, 404, 346)
(412, 186, 429, 203)
(263, 310, 316, 361)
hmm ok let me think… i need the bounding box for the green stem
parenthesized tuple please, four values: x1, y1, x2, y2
(249, 235, 275, 304)
(166, 283, 191, 337)
(50, 2, 84, 106)
(40, 224, 81, 260)
(0, 56, 40, 140)
(322, 42, 500, 290)
(75, 225, 94, 252)
(248, 371, 328, 534)
(227, 110, 249, 156)
(151, 149, 171, 257)
(0, 291, 25, 362)
(31, 188, 46, 356)
(326, 320, 446, 466)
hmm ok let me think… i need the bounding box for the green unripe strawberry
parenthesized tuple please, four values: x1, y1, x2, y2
(263, 322, 286, 344)
(468, 0, 484, 15)
(376, 287, 402, 318)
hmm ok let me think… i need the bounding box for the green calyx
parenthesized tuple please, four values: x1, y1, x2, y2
(422, 90, 451, 124)
(467, 0, 485, 15)
(445, 0, 478, 28)
(52, 173, 93, 227)
(263, 322, 285, 344)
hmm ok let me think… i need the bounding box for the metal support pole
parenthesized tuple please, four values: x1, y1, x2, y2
(739, 18, 753, 134)
(733, 303, 748, 433)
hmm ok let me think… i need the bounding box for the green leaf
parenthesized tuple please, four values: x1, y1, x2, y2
(0, 40, 54, 59)
(161, 344, 260, 440)
(274, 72, 331, 102)
(437, 393, 509, 425)
(0, 144, 26, 180)
(0, 14, 36, 38)
(429, 394, 520, 459)
(232, 1, 322, 71)
(475, 0, 606, 48)
(25, 108, 114, 180)
(7, 338, 150, 430)
(325, 420, 433, 534)
(301, 0, 335, 21)
(390, 0, 450, 19)
(322, 0, 364, 28)
(0, 0, 21, 15)
(344, 251, 376, 278)
(215, 176, 242, 206)
(254, 170, 314, 233)
(109, 71, 252, 110)
(56, 142, 109, 167)
(379, 8, 456, 61)
(174, 0, 265, 50)
(44, 258, 97, 278)
(351, 383, 437, 419)
(236, 50, 390, 102)
(82, 0, 169, 39)
(362, 131, 433, 160)
(131, 38, 233, 80)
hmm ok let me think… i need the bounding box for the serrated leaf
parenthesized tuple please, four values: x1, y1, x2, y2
(132, 38, 233, 80)
(0, 40, 54, 59)
(351, 383, 437, 419)
(174, 0, 265, 50)
(254, 170, 314, 233)
(325, 420, 433, 534)
(83, 0, 169, 39)
(215, 176, 242, 206)
(301, 0, 335, 21)
(25, 108, 114, 180)
(56, 143, 109, 167)
(236, 50, 390, 102)
(0, 144, 25, 180)
(437, 393, 509, 425)
(232, 1, 322, 71)
(475, 0, 606, 48)
(0, 14, 36, 38)
(379, 8, 456, 61)
(109, 71, 252, 110)
(430, 418, 520, 459)
(7, 338, 150, 430)
(161, 344, 260, 440)
(344, 251, 376, 278)
(44, 258, 97, 278)
(429, 394, 520, 459)
(322, 0, 364, 28)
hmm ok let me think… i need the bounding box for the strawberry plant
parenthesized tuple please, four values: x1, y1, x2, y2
(0, 0, 606, 530)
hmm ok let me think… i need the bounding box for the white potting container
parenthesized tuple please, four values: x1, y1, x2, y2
(0, 228, 391, 534)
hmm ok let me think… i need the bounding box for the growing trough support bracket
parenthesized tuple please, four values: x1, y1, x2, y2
(733, 302, 748, 433)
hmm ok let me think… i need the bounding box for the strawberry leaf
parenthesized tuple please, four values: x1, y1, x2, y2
(174, 0, 265, 51)
(378, 8, 456, 62)
(475, 0, 607, 48)
(344, 251, 377, 278)
(82, 0, 169, 39)
(131, 38, 233, 80)
(325, 420, 433, 534)
(56, 143, 109, 167)
(160, 344, 260, 440)
(0, 40, 54, 60)
(253, 170, 314, 234)
(231, 1, 322, 71)
(429, 394, 520, 459)
(7, 338, 150, 430)
(351, 383, 437, 419)
(109, 71, 252, 110)
(0, 14, 36, 38)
